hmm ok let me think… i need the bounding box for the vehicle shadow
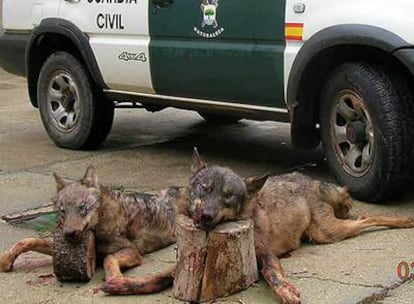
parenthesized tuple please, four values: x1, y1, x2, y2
(106, 110, 330, 179)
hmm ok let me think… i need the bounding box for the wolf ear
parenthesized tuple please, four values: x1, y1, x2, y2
(191, 147, 208, 173)
(244, 173, 269, 195)
(54, 173, 66, 192)
(82, 165, 99, 188)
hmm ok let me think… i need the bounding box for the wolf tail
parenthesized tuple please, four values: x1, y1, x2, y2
(101, 265, 175, 295)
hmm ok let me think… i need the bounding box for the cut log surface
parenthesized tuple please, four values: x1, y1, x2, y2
(173, 215, 258, 302)
(174, 215, 208, 301)
(53, 228, 96, 282)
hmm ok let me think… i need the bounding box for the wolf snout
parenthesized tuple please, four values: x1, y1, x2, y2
(191, 209, 216, 230)
(64, 228, 83, 244)
(197, 211, 218, 230)
(200, 213, 214, 227)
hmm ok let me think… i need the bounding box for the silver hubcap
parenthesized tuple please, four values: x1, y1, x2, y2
(46, 71, 80, 132)
(330, 90, 374, 177)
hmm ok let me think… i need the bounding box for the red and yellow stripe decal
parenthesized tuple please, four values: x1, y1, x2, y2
(285, 23, 304, 41)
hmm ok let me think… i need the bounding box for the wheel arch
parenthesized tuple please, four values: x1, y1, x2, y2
(26, 18, 106, 107)
(287, 24, 414, 150)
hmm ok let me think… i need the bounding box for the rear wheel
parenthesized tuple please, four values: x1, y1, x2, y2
(37, 52, 114, 150)
(319, 63, 414, 201)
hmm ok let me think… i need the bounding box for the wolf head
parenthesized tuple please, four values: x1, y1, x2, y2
(54, 165, 101, 244)
(188, 148, 268, 230)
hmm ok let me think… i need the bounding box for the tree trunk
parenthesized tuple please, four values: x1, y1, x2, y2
(53, 228, 96, 282)
(173, 215, 258, 302)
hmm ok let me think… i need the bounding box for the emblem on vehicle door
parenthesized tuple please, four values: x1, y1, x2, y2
(193, 0, 224, 38)
(201, 0, 218, 28)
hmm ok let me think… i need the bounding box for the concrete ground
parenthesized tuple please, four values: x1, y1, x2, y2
(0, 68, 413, 304)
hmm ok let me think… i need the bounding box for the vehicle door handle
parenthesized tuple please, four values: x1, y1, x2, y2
(64, 0, 80, 3)
(152, 0, 173, 8)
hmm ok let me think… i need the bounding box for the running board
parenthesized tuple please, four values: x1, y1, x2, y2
(104, 90, 290, 122)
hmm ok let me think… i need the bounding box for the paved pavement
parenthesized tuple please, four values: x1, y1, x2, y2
(0, 69, 413, 303)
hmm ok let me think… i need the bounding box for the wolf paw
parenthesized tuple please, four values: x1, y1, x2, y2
(274, 280, 301, 304)
(404, 217, 414, 228)
(0, 252, 14, 272)
(102, 277, 136, 295)
(101, 278, 124, 294)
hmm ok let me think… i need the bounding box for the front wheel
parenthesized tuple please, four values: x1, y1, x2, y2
(319, 63, 414, 201)
(37, 52, 114, 150)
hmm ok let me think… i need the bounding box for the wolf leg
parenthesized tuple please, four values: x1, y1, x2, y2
(0, 238, 52, 272)
(309, 213, 414, 243)
(259, 254, 300, 304)
(356, 215, 414, 227)
(103, 247, 143, 279)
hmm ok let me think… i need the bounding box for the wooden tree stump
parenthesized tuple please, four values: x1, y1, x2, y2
(53, 228, 96, 282)
(173, 215, 258, 302)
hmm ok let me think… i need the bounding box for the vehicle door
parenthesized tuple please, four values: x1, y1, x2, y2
(148, 0, 286, 107)
(59, 0, 154, 93)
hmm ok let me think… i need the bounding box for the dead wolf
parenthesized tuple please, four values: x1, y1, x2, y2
(165, 150, 414, 303)
(0, 165, 183, 293)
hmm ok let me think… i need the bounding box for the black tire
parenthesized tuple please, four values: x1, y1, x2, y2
(37, 52, 114, 150)
(198, 112, 241, 124)
(319, 62, 414, 202)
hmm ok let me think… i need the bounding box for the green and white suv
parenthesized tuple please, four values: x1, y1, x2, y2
(1, 0, 414, 202)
